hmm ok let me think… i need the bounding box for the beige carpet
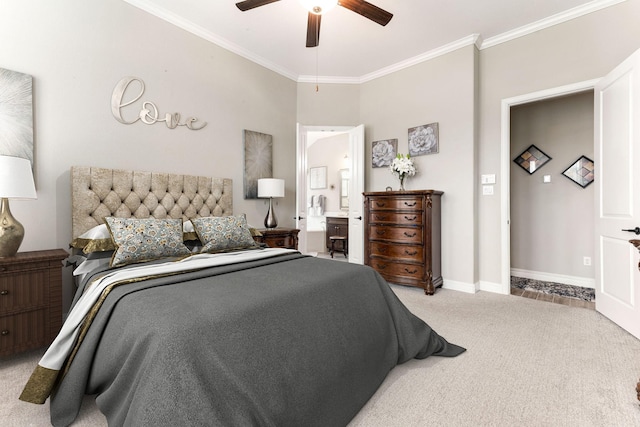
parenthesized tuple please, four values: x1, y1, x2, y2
(3, 286, 639, 426)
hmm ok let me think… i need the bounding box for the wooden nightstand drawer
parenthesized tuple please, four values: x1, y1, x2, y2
(369, 225, 424, 244)
(0, 310, 48, 356)
(0, 249, 67, 357)
(0, 274, 48, 314)
(253, 228, 299, 250)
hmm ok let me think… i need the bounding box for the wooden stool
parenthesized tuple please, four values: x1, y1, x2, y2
(329, 236, 348, 258)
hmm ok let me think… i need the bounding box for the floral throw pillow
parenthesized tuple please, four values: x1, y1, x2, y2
(105, 217, 191, 267)
(192, 215, 258, 254)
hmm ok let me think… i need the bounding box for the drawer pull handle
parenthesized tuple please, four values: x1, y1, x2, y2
(404, 250, 418, 256)
(376, 264, 387, 270)
(0, 290, 8, 296)
(376, 230, 386, 236)
(404, 232, 417, 237)
(378, 247, 388, 253)
(404, 215, 417, 221)
(1, 330, 8, 336)
(404, 201, 417, 207)
(375, 202, 386, 207)
(404, 268, 418, 274)
(374, 215, 386, 220)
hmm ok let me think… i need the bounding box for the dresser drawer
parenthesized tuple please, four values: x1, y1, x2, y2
(369, 225, 424, 244)
(368, 259, 424, 281)
(368, 211, 423, 225)
(369, 242, 424, 261)
(0, 310, 48, 356)
(0, 260, 53, 274)
(368, 196, 423, 211)
(0, 271, 48, 314)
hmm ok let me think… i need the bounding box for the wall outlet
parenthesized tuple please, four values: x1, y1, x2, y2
(583, 256, 592, 266)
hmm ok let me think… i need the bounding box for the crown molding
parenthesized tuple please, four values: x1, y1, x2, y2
(123, 0, 299, 81)
(480, 0, 628, 49)
(124, 0, 628, 84)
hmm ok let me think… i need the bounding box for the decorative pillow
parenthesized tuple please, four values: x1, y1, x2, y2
(105, 217, 191, 267)
(192, 215, 258, 254)
(70, 223, 116, 254)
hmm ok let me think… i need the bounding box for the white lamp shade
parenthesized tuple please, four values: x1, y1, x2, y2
(0, 155, 37, 199)
(258, 178, 285, 198)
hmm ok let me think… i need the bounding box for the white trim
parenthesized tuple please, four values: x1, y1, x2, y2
(124, 0, 626, 83)
(442, 279, 478, 294)
(500, 79, 599, 296)
(478, 280, 504, 294)
(481, 0, 628, 49)
(511, 268, 595, 289)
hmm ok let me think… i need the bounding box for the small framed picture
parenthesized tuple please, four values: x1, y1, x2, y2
(408, 122, 438, 156)
(562, 155, 594, 188)
(309, 166, 327, 189)
(372, 139, 397, 168)
(513, 144, 551, 174)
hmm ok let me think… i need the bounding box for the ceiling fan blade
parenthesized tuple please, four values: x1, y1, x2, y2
(338, 0, 393, 26)
(236, 0, 281, 12)
(306, 12, 321, 48)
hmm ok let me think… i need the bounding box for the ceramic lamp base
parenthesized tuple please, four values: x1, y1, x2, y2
(0, 198, 25, 257)
(264, 197, 278, 229)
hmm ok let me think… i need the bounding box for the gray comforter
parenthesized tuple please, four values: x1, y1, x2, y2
(51, 252, 465, 426)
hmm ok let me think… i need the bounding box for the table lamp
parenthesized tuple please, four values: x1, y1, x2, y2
(0, 156, 37, 257)
(258, 178, 284, 229)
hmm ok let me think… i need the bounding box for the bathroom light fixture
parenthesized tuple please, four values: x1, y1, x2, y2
(258, 178, 285, 229)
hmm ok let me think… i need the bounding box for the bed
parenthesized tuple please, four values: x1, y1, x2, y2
(20, 166, 465, 427)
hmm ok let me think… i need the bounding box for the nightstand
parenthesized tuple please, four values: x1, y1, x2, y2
(0, 249, 68, 357)
(253, 228, 300, 250)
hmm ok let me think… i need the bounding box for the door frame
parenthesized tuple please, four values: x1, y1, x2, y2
(296, 124, 359, 256)
(499, 79, 599, 295)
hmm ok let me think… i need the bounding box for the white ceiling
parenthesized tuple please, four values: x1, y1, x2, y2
(124, 0, 624, 82)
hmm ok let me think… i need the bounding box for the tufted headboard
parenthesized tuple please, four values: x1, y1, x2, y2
(71, 166, 233, 239)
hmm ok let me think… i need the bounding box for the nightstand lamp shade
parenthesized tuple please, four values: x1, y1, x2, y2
(258, 178, 285, 229)
(0, 155, 37, 257)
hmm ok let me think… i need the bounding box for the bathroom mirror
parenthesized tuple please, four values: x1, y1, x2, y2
(339, 169, 349, 210)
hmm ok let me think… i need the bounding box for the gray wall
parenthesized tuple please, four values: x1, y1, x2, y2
(510, 92, 594, 278)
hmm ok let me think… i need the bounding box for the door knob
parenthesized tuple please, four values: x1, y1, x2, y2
(622, 227, 640, 235)
(354, 216, 362, 220)
(295, 216, 305, 220)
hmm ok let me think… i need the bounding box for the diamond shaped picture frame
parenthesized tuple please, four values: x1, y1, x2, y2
(513, 144, 551, 174)
(562, 155, 594, 188)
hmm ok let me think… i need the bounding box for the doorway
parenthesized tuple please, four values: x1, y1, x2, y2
(296, 124, 365, 264)
(500, 79, 599, 295)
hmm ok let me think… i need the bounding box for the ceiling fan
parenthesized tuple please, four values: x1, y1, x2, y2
(235, 0, 393, 48)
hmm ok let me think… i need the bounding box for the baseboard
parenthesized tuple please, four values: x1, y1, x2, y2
(478, 280, 507, 294)
(442, 279, 478, 294)
(510, 268, 595, 289)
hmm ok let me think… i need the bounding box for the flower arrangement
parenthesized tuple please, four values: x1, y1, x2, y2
(389, 153, 416, 190)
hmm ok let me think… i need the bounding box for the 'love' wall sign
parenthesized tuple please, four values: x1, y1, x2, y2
(111, 76, 207, 130)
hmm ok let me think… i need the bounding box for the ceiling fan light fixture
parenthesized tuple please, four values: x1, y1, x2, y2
(299, 0, 338, 15)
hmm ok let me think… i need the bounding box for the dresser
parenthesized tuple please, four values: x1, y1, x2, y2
(0, 249, 68, 357)
(363, 190, 442, 295)
(254, 228, 299, 250)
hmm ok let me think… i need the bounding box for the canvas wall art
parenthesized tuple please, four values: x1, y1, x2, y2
(371, 139, 397, 168)
(0, 68, 33, 163)
(243, 130, 273, 199)
(408, 122, 438, 156)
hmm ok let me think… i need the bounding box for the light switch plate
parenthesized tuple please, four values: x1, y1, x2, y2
(482, 185, 494, 195)
(543, 175, 551, 183)
(481, 174, 496, 184)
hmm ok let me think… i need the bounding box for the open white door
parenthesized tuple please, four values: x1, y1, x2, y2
(348, 125, 365, 264)
(594, 48, 640, 339)
(295, 123, 309, 253)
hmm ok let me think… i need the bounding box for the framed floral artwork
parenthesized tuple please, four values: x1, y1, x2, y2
(562, 155, 594, 188)
(372, 139, 397, 168)
(0, 68, 33, 163)
(513, 144, 551, 174)
(408, 122, 438, 156)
